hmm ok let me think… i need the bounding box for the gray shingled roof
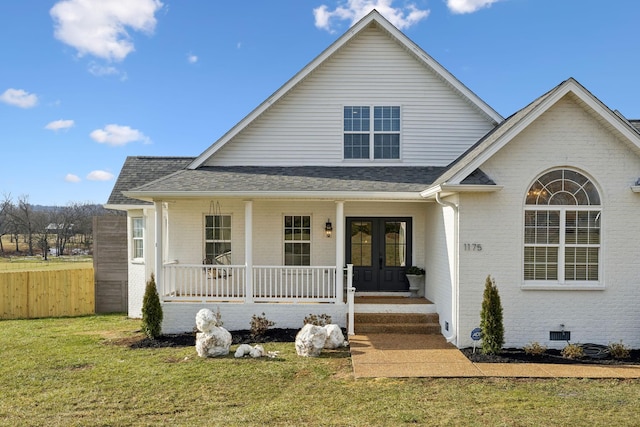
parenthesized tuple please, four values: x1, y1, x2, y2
(109, 159, 496, 204)
(131, 166, 446, 194)
(107, 156, 195, 205)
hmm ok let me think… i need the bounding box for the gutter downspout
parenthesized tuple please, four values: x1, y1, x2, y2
(435, 192, 459, 345)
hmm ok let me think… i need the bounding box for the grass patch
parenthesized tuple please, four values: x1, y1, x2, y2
(0, 256, 92, 272)
(1, 315, 639, 426)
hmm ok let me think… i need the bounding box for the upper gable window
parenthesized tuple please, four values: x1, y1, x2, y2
(344, 106, 400, 160)
(524, 169, 601, 286)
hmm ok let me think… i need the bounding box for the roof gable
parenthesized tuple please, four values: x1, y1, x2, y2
(188, 10, 502, 169)
(426, 78, 640, 193)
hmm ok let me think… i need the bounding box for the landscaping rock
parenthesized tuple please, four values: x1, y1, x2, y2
(295, 324, 327, 357)
(250, 344, 265, 358)
(234, 344, 254, 358)
(323, 324, 347, 349)
(195, 308, 231, 358)
(195, 328, 232, 357)
(195, 308, 221, 333)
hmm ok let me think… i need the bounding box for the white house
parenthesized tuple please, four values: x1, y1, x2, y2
(106, 10, 640, 349)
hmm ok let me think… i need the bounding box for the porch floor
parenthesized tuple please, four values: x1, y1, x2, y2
(349, 333, 640, 378)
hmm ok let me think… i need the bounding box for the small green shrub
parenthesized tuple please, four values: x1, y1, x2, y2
(561, 343, 584, 360)
(523, 342, 547, 356)
(141, 273, 163, 339)
(608, 341, 630, 359)
(303, 313, 332, 326)
(479, 275, 504, 355)
(250, 313, 275, 338)
(406, 266, 425, 275)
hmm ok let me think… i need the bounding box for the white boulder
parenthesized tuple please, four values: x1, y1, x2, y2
(234, 344, 254, 358)
(250, 345, 265, 358)
(195, 308, 220, 333)
(195, 308, 231, 358)
(323, 324, 347, 349)
(295, 324, 328, 357)
(195, 328, 232, 358)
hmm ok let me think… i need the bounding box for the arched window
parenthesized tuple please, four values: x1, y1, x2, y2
(524, 169, 601, 283)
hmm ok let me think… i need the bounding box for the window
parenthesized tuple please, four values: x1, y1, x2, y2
(524, 169, 601, 284)
(132, 217, 144, 259)
(284, 215, 311, 265)
(344, 106, 400, 159)
(205, 215, 231, 265)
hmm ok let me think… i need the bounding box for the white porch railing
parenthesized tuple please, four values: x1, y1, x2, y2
(162, 264, 340, 303)
(163, 264, 246, 302)
(253, 266, 336, 302)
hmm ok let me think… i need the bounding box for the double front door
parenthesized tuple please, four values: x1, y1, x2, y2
(346, 217, 412, 292)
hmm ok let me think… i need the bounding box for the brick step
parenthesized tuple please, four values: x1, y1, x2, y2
(355, 322, 442, 335)
(354, 313, 439, 324)
(354, 312, 441, 335)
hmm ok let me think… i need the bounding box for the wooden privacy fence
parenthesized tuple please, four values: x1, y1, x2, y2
(0, 268, 95, 319)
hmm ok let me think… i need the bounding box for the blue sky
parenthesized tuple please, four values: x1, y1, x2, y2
(1, 0, 639, 206)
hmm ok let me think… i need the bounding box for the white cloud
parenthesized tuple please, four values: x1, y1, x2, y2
(187, 54, 198, 64)
(90, 124, 151, 146)
(314, 0, 429, 33)
(87, 170, 115, 181)
(45, 119, 75, 131)
(447, 0, 501, 14)
(50, 0, 164, 62)
(65, 173, 81, 183)
(0, 88, 38, 108)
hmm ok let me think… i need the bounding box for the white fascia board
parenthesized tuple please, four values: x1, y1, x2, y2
(420, 184, 502, 199)
(448, 79, 640, 185)
(371, 17, 503, 125)
(188, 11, 502, 170)
(122, 190, 424, 202)
(103, 203, 151, 211)
(631, 186, 640, 193)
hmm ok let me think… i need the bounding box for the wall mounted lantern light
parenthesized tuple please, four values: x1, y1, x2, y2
(325, 219, 333, 238)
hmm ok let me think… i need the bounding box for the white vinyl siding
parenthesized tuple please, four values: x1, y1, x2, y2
(204, 25, 495, 167)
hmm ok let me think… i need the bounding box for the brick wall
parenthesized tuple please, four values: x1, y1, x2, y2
(456, 95, 640, 348)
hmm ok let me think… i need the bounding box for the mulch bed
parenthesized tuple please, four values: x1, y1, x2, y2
(461, 346, 640, 365)
(129, 332, 640, 367)
(129, 328, 300, 349)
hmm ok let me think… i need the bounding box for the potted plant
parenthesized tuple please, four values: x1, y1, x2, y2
(405, 266, 425, 297)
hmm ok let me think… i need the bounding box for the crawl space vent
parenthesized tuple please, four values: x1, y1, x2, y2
(549, 331, 571, 341)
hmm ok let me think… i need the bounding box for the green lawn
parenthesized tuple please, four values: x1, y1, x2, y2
(0, 256, 92, 271)
(1, 315, 639, 426)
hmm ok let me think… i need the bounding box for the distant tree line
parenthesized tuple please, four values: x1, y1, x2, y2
(0, 194, 122, 258)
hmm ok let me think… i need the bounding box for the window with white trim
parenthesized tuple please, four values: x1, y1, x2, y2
(132, 217, 144, 259)
(344, 106, 400, 159)
(524, 169, 601, 283)
(205, 215, 231, 265)
(284, 215, 311, 266)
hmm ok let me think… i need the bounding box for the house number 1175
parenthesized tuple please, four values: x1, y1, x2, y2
(463, 243, 482, 251)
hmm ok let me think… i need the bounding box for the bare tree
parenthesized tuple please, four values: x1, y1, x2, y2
(0, 194, 12, 254)
(10, 195, 37, 256)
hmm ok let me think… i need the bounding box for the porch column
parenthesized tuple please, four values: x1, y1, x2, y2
(244, 200, 253, 303)
(335, 201, 345, 303)
(153, 201, 163, 295)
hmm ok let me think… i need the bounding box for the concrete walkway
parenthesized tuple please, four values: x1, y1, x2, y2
(349, 333, 640, 379)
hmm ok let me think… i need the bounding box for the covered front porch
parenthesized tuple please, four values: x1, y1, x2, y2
(148, 197, 431, 334)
